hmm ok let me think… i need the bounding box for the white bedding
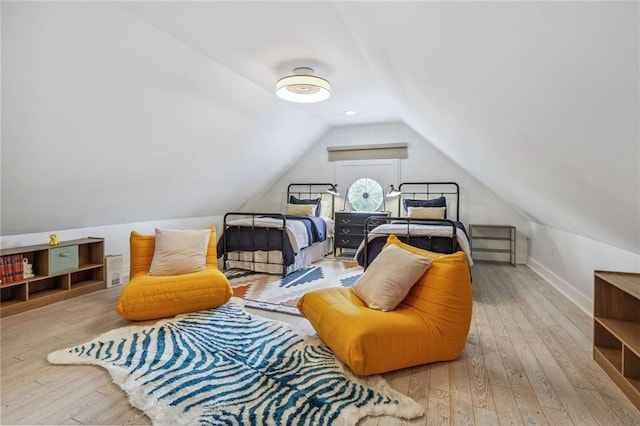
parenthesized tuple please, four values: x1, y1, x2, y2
(355, 222, 473, 266)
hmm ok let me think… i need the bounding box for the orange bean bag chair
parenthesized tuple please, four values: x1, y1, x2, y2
(116, 227, 233, 321)
(297, 235, 472, 375)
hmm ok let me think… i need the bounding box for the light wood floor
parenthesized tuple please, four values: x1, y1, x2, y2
(1, 262, 639, 425)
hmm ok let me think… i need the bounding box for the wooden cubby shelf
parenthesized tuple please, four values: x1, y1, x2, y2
(593, 270, 640, 411)
(0, 238, 105, 317)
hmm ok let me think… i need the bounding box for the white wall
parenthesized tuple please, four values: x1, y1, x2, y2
(340, 1, 640, 256)
(528, 223, 640, 315)
(243, 122, 531, 263)
(1, 2, 325, 236)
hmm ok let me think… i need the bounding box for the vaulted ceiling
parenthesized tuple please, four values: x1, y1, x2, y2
(2, 2, 638, 254)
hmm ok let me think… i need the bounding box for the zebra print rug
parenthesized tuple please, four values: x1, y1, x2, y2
(48, 301, 423, 425)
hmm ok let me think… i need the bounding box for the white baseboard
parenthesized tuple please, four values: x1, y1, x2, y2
(527, 257, 592, 317)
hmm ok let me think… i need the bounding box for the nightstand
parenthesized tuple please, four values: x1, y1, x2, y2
(334, 211, 389, 255)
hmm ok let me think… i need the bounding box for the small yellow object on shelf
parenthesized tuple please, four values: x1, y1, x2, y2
(49, 234, 60, 246)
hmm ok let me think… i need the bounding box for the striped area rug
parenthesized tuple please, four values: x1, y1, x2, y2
(48, 301, 423, 425)
(226, 259, 363, 315)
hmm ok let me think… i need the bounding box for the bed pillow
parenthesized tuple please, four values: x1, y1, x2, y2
(407, 206, 446, 219)
(289, 195, 321, 216)
(351, 244, 433, 311)
(148, 228, 210, 276)
(286, 203, 317, 216)
(403, 196, 447, 216)
(319, 200, 332, 218)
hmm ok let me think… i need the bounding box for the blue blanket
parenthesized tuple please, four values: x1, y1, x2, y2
(285, 215, 327, 243)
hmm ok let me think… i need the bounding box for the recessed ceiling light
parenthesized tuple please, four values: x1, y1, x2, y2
(344, 110, 357, 115)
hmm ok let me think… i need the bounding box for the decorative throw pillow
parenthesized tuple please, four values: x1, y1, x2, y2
(148, 228, 210, 276)
(407, 206, 446, 219)
(289, 195, 321, 216)
(351, 244, 433, 311)
(403, 196, 447, 215)
(285, 203, 317, 217)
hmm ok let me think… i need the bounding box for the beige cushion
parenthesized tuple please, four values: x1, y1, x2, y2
(148, 228, 210, 276)
(407, 206, 446, 219)
(285, 203, 317, 216)
(351, 244, 433, 311)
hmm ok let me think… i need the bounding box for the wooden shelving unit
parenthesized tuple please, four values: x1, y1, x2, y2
(593, 270, 640, 410)
(469, 224, 516, 266)
(0, 238, 104, 317)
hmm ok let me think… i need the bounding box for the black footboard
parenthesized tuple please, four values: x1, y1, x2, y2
(219, 212, 292, 277)
(360, 217, 460, 268)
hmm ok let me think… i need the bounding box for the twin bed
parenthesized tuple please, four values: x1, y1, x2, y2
(218, 181, 472, 277)
(217, 183, 336, 276)
(355, 182, 473, 268)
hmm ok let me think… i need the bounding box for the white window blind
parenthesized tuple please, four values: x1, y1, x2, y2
(327, 143, 408, 162)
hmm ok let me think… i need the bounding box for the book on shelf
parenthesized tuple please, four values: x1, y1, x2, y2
(13, 254, 24, 282)
(3, 255, 13, 283)
(0, 256, 6, 284)
(0, 255, 26, 283)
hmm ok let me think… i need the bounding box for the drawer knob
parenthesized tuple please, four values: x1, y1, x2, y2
(58, 252, 71, 257)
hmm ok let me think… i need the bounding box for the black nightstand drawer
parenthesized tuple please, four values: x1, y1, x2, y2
(334, 237, 362, 249)
(335, 225, 364, 237)
(336, 215, 362, 225)
(334, 211, 389, 253)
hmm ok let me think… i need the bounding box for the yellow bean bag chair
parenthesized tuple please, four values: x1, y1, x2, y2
(116, 227, 233, 321)
(297, 235, 472, 375)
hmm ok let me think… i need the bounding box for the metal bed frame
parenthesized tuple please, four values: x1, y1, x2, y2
(222, 183, 336, 277)
(396, 181, 460, 221)
(362, 182, 462, 268)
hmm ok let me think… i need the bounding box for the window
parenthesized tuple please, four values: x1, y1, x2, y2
(347, 178, 384, 211)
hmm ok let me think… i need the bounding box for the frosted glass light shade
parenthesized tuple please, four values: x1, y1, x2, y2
(276, 74, 331, 103)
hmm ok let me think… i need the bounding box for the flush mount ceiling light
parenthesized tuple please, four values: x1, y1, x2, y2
(276, 67, 331, 103)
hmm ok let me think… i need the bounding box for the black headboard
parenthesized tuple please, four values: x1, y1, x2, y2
(397, 182, 460, 221)
(287, 183, 337, 218)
